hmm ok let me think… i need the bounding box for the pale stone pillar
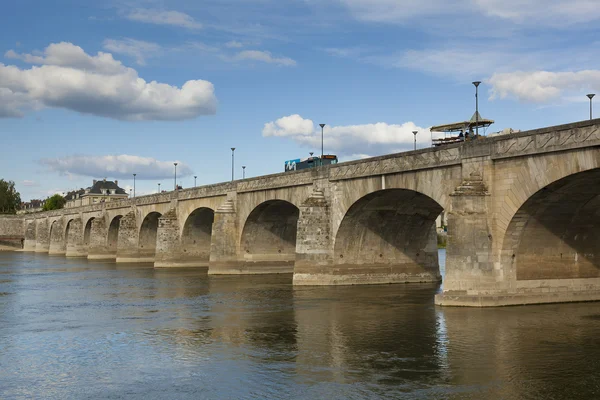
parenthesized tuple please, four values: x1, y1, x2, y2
(293, 189, 334, 285)
(435, 172, 497, 306)
(208, 199, 241, 274)
(48, 219, 66, 255)
(154, 209, 186, 268)
(66, 218, 86, 257)
(35, 218, 50, 253)
(88, 216, 112, 260)
(116, 211, 139, 263)
(23, 220, 37, 252)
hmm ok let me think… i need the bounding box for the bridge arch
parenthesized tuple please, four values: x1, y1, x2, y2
(501, 168, 600, 281)
(181, 207, 214, 265)
(107, 215, 122, 254)
(333, 189, 443, 283)
(139, 212, 162, 260)
(240, 200, 300, 272)
(83, 217, 95, 248)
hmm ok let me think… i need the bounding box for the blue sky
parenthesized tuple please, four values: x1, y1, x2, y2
(2, 0, 599, 201)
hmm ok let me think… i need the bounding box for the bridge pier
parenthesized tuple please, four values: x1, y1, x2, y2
(48, 219, 66, 255)
(23, 220, 36, 252)
(35, 218, 50, 253)
(88, 216, 113, 260)
(155, 209, 187, 268)
(208, 199, 243, 274)
(66, 218, 87, 257)
(116, 211, 143, 262)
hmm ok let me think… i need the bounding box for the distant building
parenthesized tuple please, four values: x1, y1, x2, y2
(17, 199, 44, 214)
(65, 179, 128, 208)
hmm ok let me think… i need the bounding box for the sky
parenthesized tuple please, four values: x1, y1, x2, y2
(2, 0, 600, 201)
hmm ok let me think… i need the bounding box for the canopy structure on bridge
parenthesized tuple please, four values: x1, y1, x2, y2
(430, 112, 494, 146)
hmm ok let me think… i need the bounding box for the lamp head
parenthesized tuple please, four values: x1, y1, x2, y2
(174, 162, 178, 166)
(412, 130, 418, 136)
(587, 93, 595, 100)
(319, 123, 325, 128)
(472, 81, 481, 87)
(231, 147, 235, 151)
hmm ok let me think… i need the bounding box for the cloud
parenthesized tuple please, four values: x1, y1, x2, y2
(39, 155, 194, 180)
(233, 50, 296, 66)
(335, 0, 600, 26)
(102, 38, 161, 65)
(22, 180, 39, 187)
(126, 8, 202, 29)
(488, 70, 600, 103)
(1, 42, 217, 120)
(225, 41, 244, 48)
(263, 114, 434, 156)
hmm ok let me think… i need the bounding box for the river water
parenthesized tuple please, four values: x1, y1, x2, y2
(1, 250, 599, 399)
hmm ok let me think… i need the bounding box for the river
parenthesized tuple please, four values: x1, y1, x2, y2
(1, 250, 599, 399)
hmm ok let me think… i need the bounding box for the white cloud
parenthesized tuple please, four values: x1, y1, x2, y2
(263, 114, 434, 155)
(1, 42, 217, 120)
(488, 70, 600, 102)
(233, 50, 296, 67)
(225, 41, 244, 48)
(22, 180, 39, 187)
(336, 0, 600, 26)
(40, 155, 194, 180)
(102, 38, 161, 66)
(126, 8, 202, 29)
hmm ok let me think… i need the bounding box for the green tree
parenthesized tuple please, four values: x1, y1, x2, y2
(43, 194, 66, 211)
(0, 179, 21, 214)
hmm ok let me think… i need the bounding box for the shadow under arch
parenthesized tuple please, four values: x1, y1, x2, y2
(83, 217, 95, 248)
(240, 200, 300, 273)
(333, 189, 443, 284)
(180, 207, 215, 266)
(107, 215, 123, 255)
(139, 212, 162, 260)
(501, 168, 600, 280)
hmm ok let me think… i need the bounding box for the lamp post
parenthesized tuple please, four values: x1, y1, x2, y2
(174, 162, 178, 190)
(158, 183, 161, 193)
(231, 148, 235, 181)
(129, 188, 132, 198)
(132, 173, 136, 197)
(412, 130, 418, 151)
(319, 124, 325, 166)
(194, 175, 197, 187)
(472, 81, 481, 137)
(242, 165, 246, 179)
(587, 94, 595, 120)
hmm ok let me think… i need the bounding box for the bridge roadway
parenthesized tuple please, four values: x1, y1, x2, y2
(3, 119, 600, 307)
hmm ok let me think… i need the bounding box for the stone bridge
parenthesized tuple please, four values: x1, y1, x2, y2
(4, 119, 600, 307)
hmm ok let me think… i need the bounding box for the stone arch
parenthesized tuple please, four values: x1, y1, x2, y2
(107, 215, 122, 254)
(501, 168, 600, 281)
(180, 208, 214, 265)
(240, 200, 300, 272)
(494, 148, 600, 245)
(333, 189, 443, 284)
(139, 212, 162, 260)
(83, 217, 95, 247)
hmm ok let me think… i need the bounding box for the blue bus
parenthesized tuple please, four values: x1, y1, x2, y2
(284, 155, 338, 172)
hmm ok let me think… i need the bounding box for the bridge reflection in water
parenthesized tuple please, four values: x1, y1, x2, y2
(1, 251, 599, 399)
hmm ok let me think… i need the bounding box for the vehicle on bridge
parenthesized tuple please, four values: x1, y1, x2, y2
(431, 111, 494, 147)
(285, 155, 338, 172)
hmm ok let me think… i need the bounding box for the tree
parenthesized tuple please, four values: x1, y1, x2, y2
(43, 194, 66, 211)
(0, 179, 21, 214)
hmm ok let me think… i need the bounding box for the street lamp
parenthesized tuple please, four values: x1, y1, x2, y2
(472, 81, 481, 137)
(194, 175, 197, 187)
(174, 163, 178, 190)
(309, 152, 314, 157)
(231, 148, 236, 181)
(242, 165, 246, 179)
(412, 130, 418, 151)
(133, 173, 136, 197)
(319, 124, 325, 165)
(587, 94, 595, 120)
(158, 183, 161, 193)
